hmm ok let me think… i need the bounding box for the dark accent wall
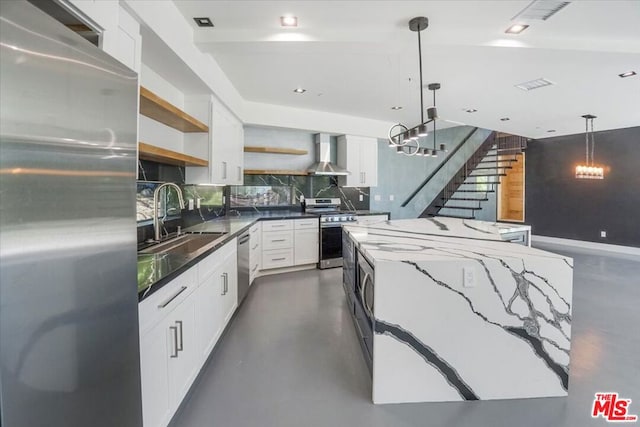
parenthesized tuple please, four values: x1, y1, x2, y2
(526, 126, 640, 247)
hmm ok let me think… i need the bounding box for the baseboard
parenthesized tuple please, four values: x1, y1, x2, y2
(532, 235, 640, 256)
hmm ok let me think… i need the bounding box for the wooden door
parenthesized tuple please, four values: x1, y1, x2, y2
(498, 153, 525, 222)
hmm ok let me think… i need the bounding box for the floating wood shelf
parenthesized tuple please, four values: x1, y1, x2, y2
(244, 146, 308, 155)
(138, 142, 208, 167)
(244, 169, 308, 176)
(139, 87, 209, 133)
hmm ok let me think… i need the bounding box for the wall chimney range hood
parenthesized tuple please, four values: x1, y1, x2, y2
(307, 134, 350, 176)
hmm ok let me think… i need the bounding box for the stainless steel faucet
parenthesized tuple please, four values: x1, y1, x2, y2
(153, 183, 186, 242)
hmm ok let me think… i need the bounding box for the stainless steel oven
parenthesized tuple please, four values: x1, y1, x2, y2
(305, 198, 358, 269)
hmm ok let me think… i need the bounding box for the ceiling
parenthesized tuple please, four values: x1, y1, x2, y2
(174, 1, 640, 138)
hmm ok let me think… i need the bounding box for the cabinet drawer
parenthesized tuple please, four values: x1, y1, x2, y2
(139, 266, 197, 335)
(262, 249, 294, 269)
(262, 230, 293, 250)
(294, 218, 319, 230)
(261, 220, 292, 232)
(198, 238, 237, 283)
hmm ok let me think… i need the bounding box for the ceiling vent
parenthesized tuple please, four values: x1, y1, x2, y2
(512, 0, 571, 21)
(515, 77, 555, 91)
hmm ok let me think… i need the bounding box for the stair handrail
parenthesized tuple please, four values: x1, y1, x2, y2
(401, 127, 479, 207)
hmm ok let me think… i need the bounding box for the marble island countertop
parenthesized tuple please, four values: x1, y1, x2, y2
(342, 217, 573, 404)
(343, 217, 537, 264)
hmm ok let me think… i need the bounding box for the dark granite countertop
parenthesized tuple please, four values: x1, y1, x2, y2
(138, 211, 320, 302)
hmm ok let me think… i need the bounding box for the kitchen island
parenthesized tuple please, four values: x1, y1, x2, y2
(342, 217, 573, 404)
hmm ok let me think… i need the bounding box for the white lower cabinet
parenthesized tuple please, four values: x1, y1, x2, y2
(249, 223, 261, 283)
(294, 219, 319, 266)
(139, 239, 237, 427)
(261, 219, 319, 271)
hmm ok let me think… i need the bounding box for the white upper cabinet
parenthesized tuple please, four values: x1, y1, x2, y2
(337, 135, 378, 187)
(186, 96, 244, 185)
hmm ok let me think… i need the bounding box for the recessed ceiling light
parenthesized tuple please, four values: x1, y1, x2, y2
(280, 16, 298, 27)
(505, 23, 529, 34)
(547, 129, 556, 133)
(193, 17, 214, 27)
(500, 117, 510, 121)
(293, 88, 306, 94)
(619, 70, 637, 78)
(515, 77, 554, 91)
(464, 108, 478, 113)
(391, 106, 403, 110)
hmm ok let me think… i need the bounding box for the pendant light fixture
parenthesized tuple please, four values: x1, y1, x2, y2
(575, 114, 605, 179)
(388, 17, 446, 157)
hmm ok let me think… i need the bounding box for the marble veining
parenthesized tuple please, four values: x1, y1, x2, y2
(343, 217, 572, 403)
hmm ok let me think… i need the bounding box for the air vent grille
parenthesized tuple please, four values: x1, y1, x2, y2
(512, 0, 571, 21)
(515, 78, 555, 91)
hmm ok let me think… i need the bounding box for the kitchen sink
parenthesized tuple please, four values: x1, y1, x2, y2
(139, 233, 227, 256)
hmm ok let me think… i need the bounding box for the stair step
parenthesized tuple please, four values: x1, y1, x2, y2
(486, 148, 523, 154)
(437, 205, 480, 210)
(454, 190, 495, 193)
(481, 155, 518, 160)
(458, 181, 501, 185)
(446, 197, 489, 201)
(474, 166, 512, 170)
(469, 173, 507, 177)
(435, 213, 476, 220)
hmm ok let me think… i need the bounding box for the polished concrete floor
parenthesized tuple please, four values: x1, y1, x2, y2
(170, 243, 640, 427)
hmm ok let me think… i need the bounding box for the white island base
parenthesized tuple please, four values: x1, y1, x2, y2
(343, 217, 573, 404)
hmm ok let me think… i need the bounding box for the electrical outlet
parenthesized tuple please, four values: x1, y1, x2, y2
(389, 194, 395, 201)
(463, 267, 476, 288)
(600, 230, 607, 238)
(359, 194, 364, 202)
(196, 198, 201, 209)
(374, 195, 381, 201)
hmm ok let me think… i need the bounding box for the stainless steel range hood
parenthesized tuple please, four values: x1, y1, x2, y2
(307, 134, 350, 176)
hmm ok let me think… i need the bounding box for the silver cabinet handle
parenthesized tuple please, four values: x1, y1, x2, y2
(221, 273, 225, 295)
(169, 325, 179, 358)
(175, 320, 183, 352)
(252, 244, 259, 250)
(271, 239, 286, 242)
(158, 286, 187, 308)
(237, 166, 242, 181)
(363, 171, 366, 183)
(272, 257, 286, 261)
(361, 272, 373, 318)
(224, 272, 228, 294)
(251, 264, 259, 272)
(222, 161, 227, 180)
(271, 224, 286, 228)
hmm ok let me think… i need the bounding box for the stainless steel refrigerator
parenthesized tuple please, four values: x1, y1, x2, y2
(0, 1, 142, 426)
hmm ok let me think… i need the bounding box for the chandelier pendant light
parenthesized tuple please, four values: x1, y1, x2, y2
(388, 17, 446, 157)
(575, 114, 605, 180)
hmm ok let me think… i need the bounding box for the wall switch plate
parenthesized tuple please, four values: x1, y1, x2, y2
(188, 199, 194, 210)
(196, 198, 201, 209)
(463, 267, 476, 288)
(359, 194, 364, 202)
(389, 195, 395, 201)
(600, 230, 607, 238)
(374, 195, 381, 201)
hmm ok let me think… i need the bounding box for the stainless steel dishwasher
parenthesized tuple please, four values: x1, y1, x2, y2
(237, 231, 250, 305)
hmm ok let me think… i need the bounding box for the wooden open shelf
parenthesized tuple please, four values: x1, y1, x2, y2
(139, 87, 209, 133)
(244, 146, 308, 155)
(138, 142, 208, 167)
(244, 169, 308, 176)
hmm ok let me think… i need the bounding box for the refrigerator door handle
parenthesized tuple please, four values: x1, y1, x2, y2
(169, 326, 179, 358)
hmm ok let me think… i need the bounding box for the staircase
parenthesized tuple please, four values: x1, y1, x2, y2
(421, 133, 527, 220)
